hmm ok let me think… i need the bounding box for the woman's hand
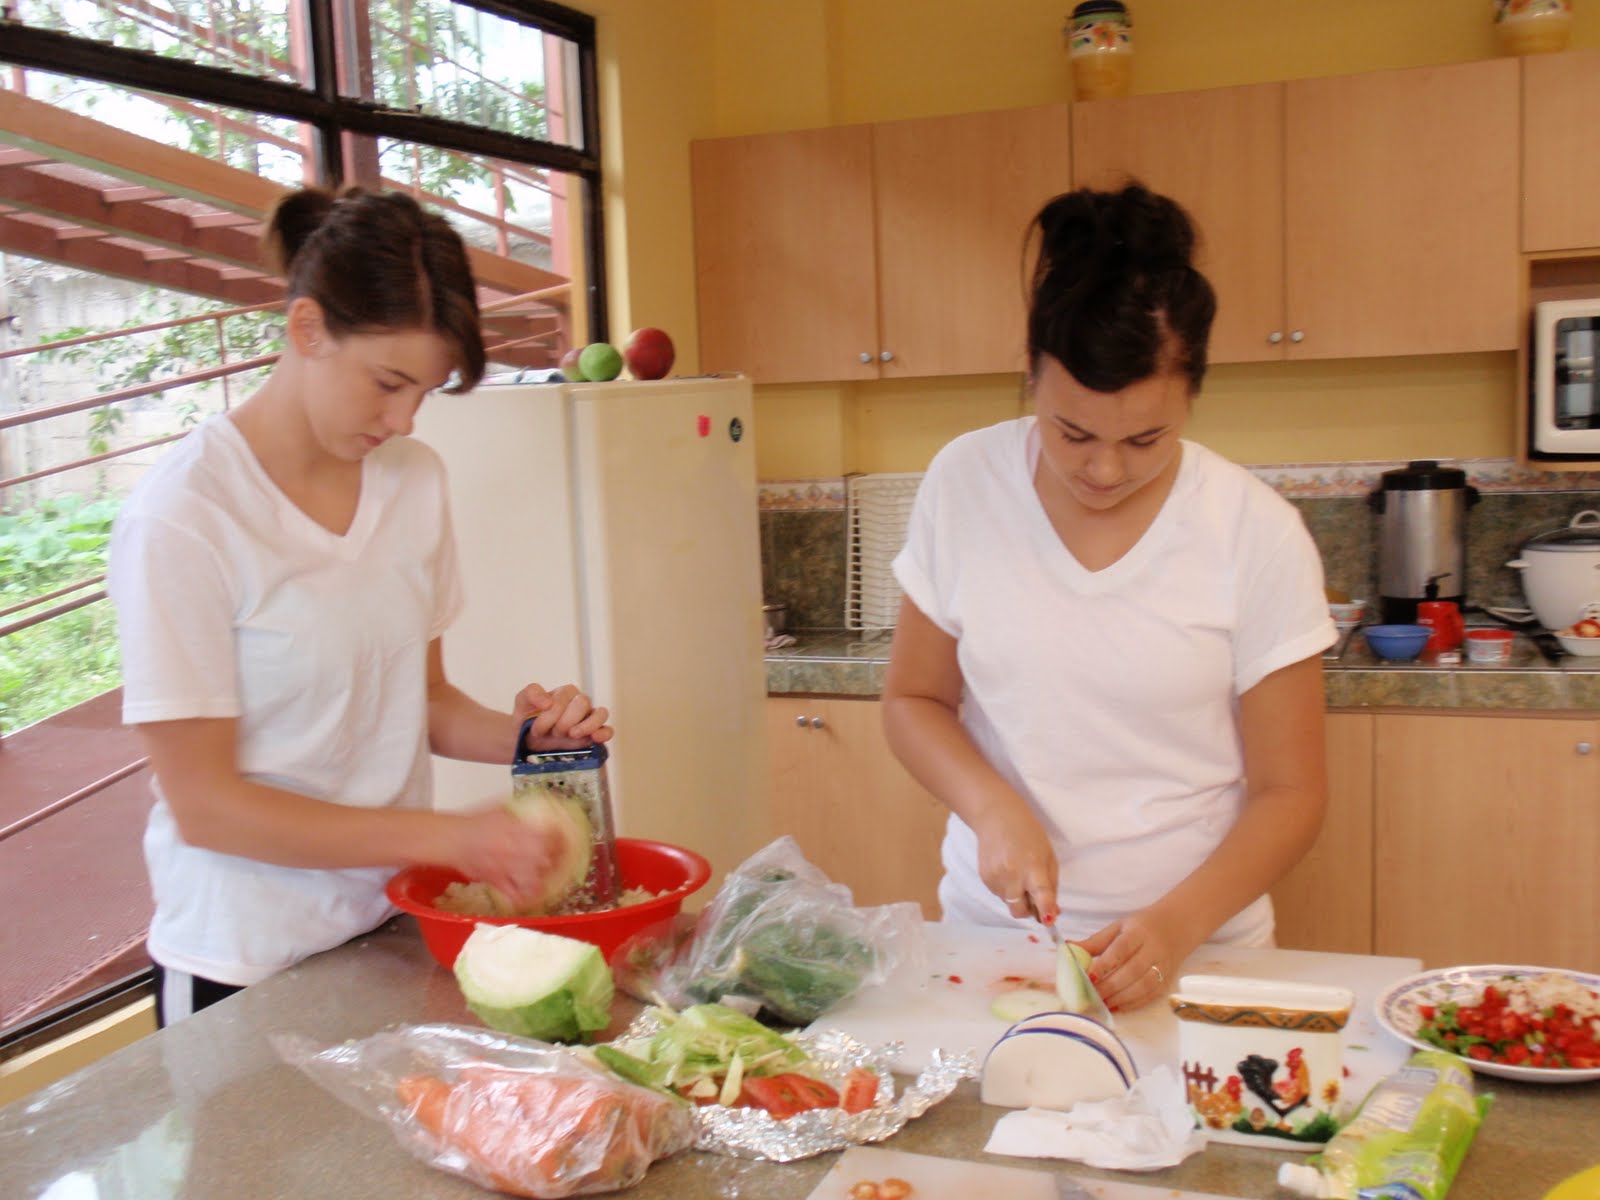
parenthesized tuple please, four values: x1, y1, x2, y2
(445, 807, 567, 908)
(1079, 906, 1197, 1013)
(972, 801, 1059, 926)
(513, 682, 612, 751)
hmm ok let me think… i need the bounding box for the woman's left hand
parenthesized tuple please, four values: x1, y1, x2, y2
(1078, 908, 1194, 1013)
(513, 682, 613, 750)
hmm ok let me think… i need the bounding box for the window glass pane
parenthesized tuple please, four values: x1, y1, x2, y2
(342, 0, 583, 150)
(7, 68, 320, 186)
(347, 133, 584, 369)
(9, 0, 311, 86)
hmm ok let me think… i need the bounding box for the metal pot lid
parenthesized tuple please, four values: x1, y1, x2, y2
(1376, 459, 1469, 491)
(1524, 510, 1600, 551)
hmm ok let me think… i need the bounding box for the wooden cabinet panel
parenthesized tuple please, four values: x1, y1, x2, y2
(1523, 51, 1600, 253)
(1284, 60, 1521, 359)
(692, 126, 879, 384)
(1072, 84, 1286, 364)
(767, 697, 946, 916)
(693, 108, 1069, 384)
(1374, 713, 1600, 971)
(874, 105, 1071, 378)
(1273, 712, 1375, 955)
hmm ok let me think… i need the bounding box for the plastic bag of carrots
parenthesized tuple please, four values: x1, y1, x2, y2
(275, 1023, 697, 1197)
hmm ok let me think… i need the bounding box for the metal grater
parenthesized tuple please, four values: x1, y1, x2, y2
(511, 726, 620, 910)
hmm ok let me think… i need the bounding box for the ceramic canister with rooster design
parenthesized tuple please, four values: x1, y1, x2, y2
(1169, 975, 1354, 1147)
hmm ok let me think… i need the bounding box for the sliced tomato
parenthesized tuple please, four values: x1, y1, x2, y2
(786, 1074, 841, 1110)
(841, 1067, 880, 1114)
(739, 1073, 841, 1118)
(738, 1076, 805, 1119)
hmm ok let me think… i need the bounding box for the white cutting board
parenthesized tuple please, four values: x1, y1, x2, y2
(811, 924, 1421, 1120)
(804, 1146, 1058, 1200)
(806, 1147, 1251, 1200)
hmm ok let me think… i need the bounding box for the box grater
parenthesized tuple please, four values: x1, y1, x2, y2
(512, 721, 620, 910)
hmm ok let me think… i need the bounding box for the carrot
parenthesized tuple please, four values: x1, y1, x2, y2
(395, 1067, 690, 1197)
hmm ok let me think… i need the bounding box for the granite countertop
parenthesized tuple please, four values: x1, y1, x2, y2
(2, 919, 1593, 1199)
(767, 629, 1600, 710)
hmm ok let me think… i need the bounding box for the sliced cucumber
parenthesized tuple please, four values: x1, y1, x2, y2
(1055, 941, 1096, 1013)
(990, 987, 1065, 1023)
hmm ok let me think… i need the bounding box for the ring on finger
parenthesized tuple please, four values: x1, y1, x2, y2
(1148, 963, 1166, 985)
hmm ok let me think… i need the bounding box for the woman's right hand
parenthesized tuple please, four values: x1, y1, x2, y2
(444, 808, 566, 908)
(972, 800, 1059, 925)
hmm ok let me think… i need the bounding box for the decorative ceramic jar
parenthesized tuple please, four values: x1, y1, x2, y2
(1170, 975, 1354, 1148)
(1065, 1, 1133, 101)
(1494, 0, 1574, 55)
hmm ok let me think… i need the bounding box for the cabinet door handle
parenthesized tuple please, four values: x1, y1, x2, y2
(859, 351, 873, 364)
(794, 714, 810, 729)
(1578, 741, 1593, 755)
(1267, 331, 1284, 345)
(1290, 329, 1305, 344)
(879, 350, 894, 363)
(809, 716, 826, 730)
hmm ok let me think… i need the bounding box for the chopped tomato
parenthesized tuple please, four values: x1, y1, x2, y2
(739, 1073, 839, 1119)
(841, 1067, 880, 1114)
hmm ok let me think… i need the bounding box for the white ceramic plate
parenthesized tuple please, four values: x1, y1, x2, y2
(1375, 964, 1600, 1083)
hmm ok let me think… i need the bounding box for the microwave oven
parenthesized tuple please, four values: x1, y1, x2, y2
(1530, 297, 1600, 460)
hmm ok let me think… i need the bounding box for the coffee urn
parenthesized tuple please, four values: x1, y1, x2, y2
(1368, 460, 1479, 625)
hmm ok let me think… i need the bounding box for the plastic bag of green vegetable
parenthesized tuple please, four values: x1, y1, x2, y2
(615, 837, 924, 1025)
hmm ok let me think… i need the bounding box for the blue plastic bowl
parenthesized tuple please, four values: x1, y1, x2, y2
(1364, 623, 1432, 661)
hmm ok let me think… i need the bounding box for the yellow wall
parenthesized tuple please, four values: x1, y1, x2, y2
(599, 1, 1599, 477)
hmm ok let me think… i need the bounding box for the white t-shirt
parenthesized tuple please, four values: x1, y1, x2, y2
(110, 414, 463, 985)
(893, 418, 1334, 946)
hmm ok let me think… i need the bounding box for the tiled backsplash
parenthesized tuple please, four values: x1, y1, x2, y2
(758, 460, 1600, 629)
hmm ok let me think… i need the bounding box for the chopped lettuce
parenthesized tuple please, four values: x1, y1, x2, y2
(594, 1004, 810, 1093)
(454, 923, 613, 1042)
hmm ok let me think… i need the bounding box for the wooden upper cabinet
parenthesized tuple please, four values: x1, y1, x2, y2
(1523, 50, 1600, 253)
(873, 105, 1072, 378)
(692, 125, 880, 384)
(1284, 59, 1521, 359)
(692, 107, 1070, 384)
(1072, 84, 1286, 364)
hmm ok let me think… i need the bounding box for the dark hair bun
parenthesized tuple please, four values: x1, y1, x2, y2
(1027, 182, 1216, 393)
(259, 186, 486, 391)
(262, 188, 338, 277)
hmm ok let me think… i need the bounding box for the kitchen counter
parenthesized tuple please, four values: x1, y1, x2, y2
(3, 919, 1594, 1200)
(768, 630, 1600, 710)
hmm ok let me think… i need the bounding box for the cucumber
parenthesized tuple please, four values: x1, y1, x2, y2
(1055, 941, 1096, 1013)
(990, 987, 1065, 1023)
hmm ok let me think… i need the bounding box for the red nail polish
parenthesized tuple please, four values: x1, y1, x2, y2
(1088, 972, 1099, 983)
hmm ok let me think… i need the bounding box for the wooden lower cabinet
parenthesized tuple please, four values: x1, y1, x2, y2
(1272, 712, 1376, 955)
(1373, 713, 1600, 972)
(766, 701, 1600, 971)
(767, 697, 946, 916)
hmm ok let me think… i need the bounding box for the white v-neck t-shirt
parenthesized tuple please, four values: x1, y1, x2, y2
(893, 418, 1334, 946)
(110, 414, 463, 985)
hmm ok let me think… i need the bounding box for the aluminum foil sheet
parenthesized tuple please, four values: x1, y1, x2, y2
(611, 1011, 978, 1162)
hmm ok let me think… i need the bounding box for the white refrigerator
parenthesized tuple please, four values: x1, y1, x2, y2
(413, 374, 771, 884)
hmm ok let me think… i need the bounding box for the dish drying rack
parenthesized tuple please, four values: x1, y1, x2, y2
(845, 472, 923, 632)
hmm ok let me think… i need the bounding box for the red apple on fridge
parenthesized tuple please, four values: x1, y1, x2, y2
(623, 327, 675, 380)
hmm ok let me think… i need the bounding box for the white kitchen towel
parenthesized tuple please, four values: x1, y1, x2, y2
(983, 1065, 1206, 1171)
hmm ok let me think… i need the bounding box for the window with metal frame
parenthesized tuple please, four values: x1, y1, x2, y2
(0, 0, 605, 1047)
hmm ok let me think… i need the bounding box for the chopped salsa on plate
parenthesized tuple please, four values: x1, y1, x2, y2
(1415, 972, 1600, 1069)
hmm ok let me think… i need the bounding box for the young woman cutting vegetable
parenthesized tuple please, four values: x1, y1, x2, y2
(882, 183, 1335, 1013)
(109, 187, 611, 1026)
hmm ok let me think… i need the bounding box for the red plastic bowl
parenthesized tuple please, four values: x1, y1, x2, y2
(386, 837, 711, 969)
